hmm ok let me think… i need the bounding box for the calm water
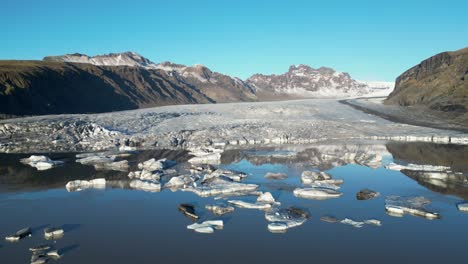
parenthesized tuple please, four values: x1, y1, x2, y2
(0, 142, 467, 264)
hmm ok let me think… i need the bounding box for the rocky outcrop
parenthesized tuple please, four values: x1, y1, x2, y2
(385, 47, 468, 113)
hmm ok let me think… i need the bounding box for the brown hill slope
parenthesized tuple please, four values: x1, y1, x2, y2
(0, 60, 217, 116)
(385, 47, 468, 113)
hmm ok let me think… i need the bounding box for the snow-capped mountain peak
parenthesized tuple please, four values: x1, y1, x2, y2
(247, 65, 371, 98)
(43, 51, 157, 68)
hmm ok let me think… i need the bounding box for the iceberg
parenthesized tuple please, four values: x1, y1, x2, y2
(65, 178, 106, 192)
(20, 155, 64, 171)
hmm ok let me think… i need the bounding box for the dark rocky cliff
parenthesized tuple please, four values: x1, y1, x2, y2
(385, 47, 468, 113)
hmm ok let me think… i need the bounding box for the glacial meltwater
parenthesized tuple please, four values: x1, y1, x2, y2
(0, 142, 467, 264)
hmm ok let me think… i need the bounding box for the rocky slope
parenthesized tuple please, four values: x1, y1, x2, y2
(0, 60, 215, 116)
(247, 64, 371, 99)
(44, 52, 257, 104)
(385, 47, 468, 113)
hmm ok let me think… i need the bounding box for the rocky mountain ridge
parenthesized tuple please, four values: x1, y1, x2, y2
(0, 51, 393, 117)
(247, 64, 372, 98)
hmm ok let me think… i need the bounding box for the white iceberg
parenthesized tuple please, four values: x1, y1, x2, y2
(129, 180, 161, 192)
(20, 155, 64, 171)
(187, 220, 223, 234)
(457, 203, 468, 212)
(183, 177, 258, 197)
(340, 218, 382, 228)
(385, 196, 440, 219)
(65, 178, 106, 192)
(293, 187, 342, 199)
(265, 207, 309, 233)
(205, 204, 235, 215)
(128, 170, 162, 181)
(228, 200, 272, 210)
(94, 160, 129, 171)
(138, 158, 175, 171)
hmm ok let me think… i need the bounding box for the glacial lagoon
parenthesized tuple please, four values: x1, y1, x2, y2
(0, 142, 467, 264)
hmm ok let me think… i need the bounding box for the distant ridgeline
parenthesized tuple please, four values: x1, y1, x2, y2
(0, 51, 394, 117)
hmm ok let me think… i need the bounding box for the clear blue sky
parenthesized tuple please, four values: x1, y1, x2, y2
(2, 0, 467, 81)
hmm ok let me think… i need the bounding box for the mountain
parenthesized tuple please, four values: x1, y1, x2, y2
(44, 51, 156, 68)
(247, 64, 371, 99)
(44, 52, 257, 103)
(0, 51, 391, 117)
(385, 47, 468, 112)
(0, 60, 214, 116)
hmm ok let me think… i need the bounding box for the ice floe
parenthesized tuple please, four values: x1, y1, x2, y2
(5, 227, 32, 242)
(183, 177, 258, 197)
(43, 227, 64, 240)
(205, 204, 235, 215)
(385, 196, 440, 219)
(129, 180, 161, 192)
(456, 202, 468, 212)
(340, 218, 382, 228)
(20, 155, 64, 171)
(138, 158, 175, 171)
(128, 170, 162, 182)
(385, 163, 450, 172)
(188, 147, 223, 165)
(228, 200, 273, 210)
(187, 220, 223, 234)
(94, 160, 129, 171)
(293, 187, 342, 200)
(65, 178, 106, 192)
(265, 207, 310, 233)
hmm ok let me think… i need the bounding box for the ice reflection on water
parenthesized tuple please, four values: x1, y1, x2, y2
(0, 142, 467, 264)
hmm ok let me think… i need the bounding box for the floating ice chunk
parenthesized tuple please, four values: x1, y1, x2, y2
(306, 181, 343, 190)
(205, 204, 235, 215)
(201, 169, 247, 182)
(267, 222, 289, 233)
(65, 178, 106, 192)
(341, 218, 382, 228)
(293, 188, 342, 199)
(94, 160, 129, 171)
(188, 147, 223, 165)
(5, 227, 31, 242)
(187, 220, 223, 233)
(128, 170, 162, 181)
(76, 155, 115, 165)
(265, 207, 309, 233)
(228, 200, 272, 210)
(183, 177, 258, 197)
(356, 189, 380, 200)
(138, 158, 175, 171)
(30, 244, 51, 252)
(129, 180, 161, 192)
(256, 192, 277, 204)
(20, 155, 64, 171)
(165, 175, 194, 189)
(385, 163, 450, 172)
(457, 203, 468, 212)
(264, 172, 288, 180)
(385, 196, 440, 219)
(301, 171, 331, 184)
(44, 227, 64, 240)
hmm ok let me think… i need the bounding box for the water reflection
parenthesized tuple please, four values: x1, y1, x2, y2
(1, 142, 467, 263)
